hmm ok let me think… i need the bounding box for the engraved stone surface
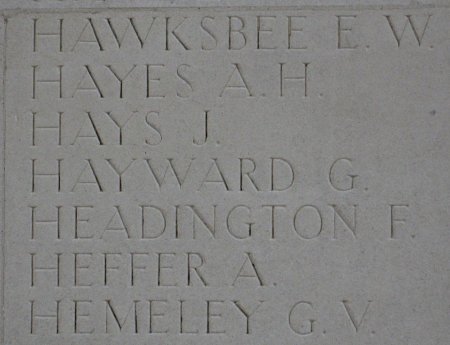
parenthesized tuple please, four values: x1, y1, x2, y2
(1, 2, 450, 345)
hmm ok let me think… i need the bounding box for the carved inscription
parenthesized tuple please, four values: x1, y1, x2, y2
(4, 6, 449, 345)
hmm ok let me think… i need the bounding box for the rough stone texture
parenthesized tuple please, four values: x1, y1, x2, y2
(0, 0, 446, 10)
(1, 2, 450, 345)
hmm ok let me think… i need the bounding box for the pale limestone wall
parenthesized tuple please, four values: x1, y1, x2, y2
(0, 2, 449, 345)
